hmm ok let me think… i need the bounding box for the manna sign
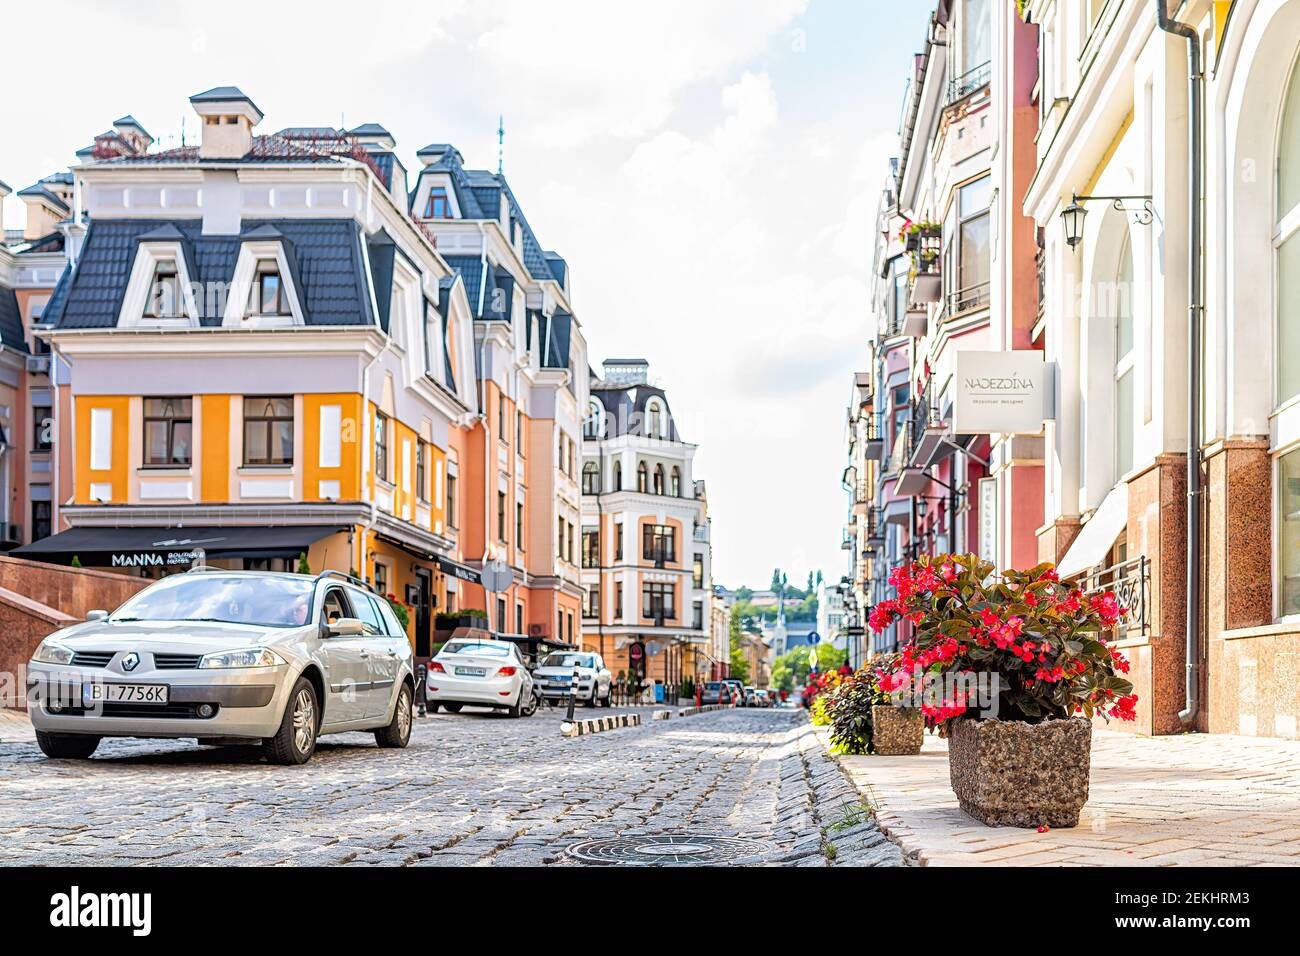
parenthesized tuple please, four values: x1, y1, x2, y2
(952, 351, 1051, 435)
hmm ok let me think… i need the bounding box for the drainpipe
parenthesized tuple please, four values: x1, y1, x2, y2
(1156, 0, 1203, 726)
(360, 336, 394, 580)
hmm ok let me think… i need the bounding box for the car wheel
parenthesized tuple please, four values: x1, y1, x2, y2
(600, 685, 612, 708)
(374, 684, 413, 748)
(35, 731, 100, 760)
(506, 688, 524, 719)
(583, 687, 597, 708)
(443, 703, 462, 714)
(264, 677, 318, 765)
(522, 687, 538, 717)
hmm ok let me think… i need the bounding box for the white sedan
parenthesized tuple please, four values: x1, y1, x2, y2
(425, 639, 535, 718)
(533, 651, 612, 707)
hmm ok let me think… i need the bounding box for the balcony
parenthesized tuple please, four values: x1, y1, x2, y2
(906, 381, 948, 468)
(907, 231, 942, 310)
(692, 522, 709, 543)
(841, 527, 855, 551)
(852, 480, 871, 516)
(947, 280, 990, 317)
(861, 411, 885, 459)
(866, 506, 885, 547)
(947, 60, 991, 106)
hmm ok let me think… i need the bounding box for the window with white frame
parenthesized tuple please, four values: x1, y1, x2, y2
(144, 261, 183, 319)
(1275, 49, 1300, 617)
(948, 175, 992, 314)
(249, 259, 291, 317)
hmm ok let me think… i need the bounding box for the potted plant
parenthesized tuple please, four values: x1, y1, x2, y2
(824, 653, 923, 755)
(868, 555, 1136, 828)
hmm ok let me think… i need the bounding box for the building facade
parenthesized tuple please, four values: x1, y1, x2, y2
(579, 358, 718, 688)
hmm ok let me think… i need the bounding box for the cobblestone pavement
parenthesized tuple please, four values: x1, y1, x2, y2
(825, 726, 1300, 866)
(0, 707, 901, 867)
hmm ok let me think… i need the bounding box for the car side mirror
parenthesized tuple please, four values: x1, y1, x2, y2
(325, 617, 367, 637)
(87, 609, 109, 622)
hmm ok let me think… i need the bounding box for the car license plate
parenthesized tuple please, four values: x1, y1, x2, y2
(83, 683, 169, 705)
(454, 666, 487, 677)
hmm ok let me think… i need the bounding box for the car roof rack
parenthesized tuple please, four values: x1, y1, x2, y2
(314, 569, 375, 592)
(185, 564, 225, 573)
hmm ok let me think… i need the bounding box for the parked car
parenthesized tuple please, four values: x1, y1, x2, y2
(699, 681, 729, 705)
(26, 569, 415, 765)
(754, 689, 771, 707)
(533, 652, 612, 706)
(722, 678, 745, 704)
(425, 638, 535, 718)
(743, 685, 757, 706)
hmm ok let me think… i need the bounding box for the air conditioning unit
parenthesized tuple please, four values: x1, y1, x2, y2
(0, 523, 21, 546)
(528, 623, 546, 638)
(25, 355, 51, 375)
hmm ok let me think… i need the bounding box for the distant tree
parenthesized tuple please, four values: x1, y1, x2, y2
(806, 571, 815, 593)
(770, 568, 783, 592)
(816, 570, 824, 587)
(297, 552, 311, 574)
(728, 616, 751, 684)
(735, 586, 753, 601)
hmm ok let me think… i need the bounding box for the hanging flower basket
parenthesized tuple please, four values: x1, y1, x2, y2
(868, 554, 1136, 828)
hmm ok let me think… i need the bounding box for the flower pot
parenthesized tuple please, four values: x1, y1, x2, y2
(948, 717, 1092, 828)
(870, 705, 924, 755)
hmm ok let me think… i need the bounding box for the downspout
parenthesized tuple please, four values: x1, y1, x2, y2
(1156, 0, 1203, 726)
(360, 336, 394, 582)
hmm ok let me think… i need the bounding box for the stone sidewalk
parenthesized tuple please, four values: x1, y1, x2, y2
(820, 726, 1300, 866)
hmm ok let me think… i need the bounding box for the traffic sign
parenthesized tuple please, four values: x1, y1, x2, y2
(480, 560, 513, 593)
(807, 631, 821, 645)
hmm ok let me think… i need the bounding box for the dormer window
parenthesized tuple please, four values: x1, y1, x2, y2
(424, 187, 450, 219)
(144, 261, 182, 319)
(249, 259, 290, 316)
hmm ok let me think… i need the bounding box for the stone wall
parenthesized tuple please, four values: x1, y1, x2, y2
(0, 588, 76, 708)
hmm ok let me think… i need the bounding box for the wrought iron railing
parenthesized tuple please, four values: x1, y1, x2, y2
(948, 60, 991, 105)
(1068, 555, 1150, 636)
(947, 280, 990, 316)
(907, 381, 942, 462)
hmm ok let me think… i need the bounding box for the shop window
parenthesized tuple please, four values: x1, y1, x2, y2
(143, 397, 193, 466)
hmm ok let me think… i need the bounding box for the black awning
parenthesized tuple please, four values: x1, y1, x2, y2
(436, 555, 482, 585)
(12, 525, 345, 568)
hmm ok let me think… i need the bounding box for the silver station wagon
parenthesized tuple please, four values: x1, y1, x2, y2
(26, 569, 415, 765)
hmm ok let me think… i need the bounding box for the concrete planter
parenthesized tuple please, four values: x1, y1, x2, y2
(948, 717, 1093, 828)
(870, 705, 924, 755)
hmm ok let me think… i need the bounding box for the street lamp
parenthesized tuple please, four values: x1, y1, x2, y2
(1061, 193, 1154, 250)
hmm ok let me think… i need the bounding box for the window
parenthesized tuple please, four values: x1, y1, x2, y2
(891, 385, 909, 447)
(637, 461, 648, 493)
(557, 610, 563, 639)
(373, 562, 389, 598)
(642, 582, 675, 621)
(567, 521, 575, 564)
(615, 583, 624, 619)
(891, 258, 908, 331)
(566, 611, 573, 642)
(582, 527, 600, 568)
(693, 600, 704, 630)
(416, 441, 428, 502)
(613, 460, 622, 491)
(446, 475, 458, 529)
(653, 464, 665, 495)
(647, 401, 662, 438)
(584, 400, 602, 439)
(516, 602, 524, 635)
(498, 492, 508, 543)
(31, 500, 51, 541)
(243, 397, 293, 466)
(670, 466, 681, 497)
(643, 524, 675, 564)
(582, 461, 600, 494)
(951, 175, 991, 313)
(424, 187, 450, 219)
(960, 0, 990, 75)
(516, 409, 525, 453)
(583, 585, 600, 619)
(374, 412, 389, 482)
(516, 501, 524, 549)
(144, 260, 182, 319)
(351, 591, 384, 634)
(693, 553, 704, 589)
(1114, 234, 1136, 479)
(615, 523, 624, 561)
(557, 517, 565, 559)
(498, 597, 507, 628)
(498, 398, 507, 442)
(249, 259, 291, 316)
(143, 398, 193, 466)
(32, 404, 52, 451)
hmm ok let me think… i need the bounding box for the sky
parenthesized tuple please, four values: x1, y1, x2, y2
(0, 0, 934, 589)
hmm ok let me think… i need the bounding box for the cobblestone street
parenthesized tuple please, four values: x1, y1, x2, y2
(0, 707, 900, 867)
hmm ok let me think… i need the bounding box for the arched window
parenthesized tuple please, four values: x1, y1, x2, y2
(613, 460, 623, 491)
(1114, 233, 1135, 481)
(653, 464, 665, 495)
(670, 466, 681, 497)
(1276, 49, 1300, 617)
(637, 461, 648, 493)
(582, 461, 600, 495)
(646, 400, 662, 438)
(583, 399, 602, 440)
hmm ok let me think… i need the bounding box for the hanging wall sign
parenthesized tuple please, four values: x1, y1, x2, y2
(951, 350, 1052, 435)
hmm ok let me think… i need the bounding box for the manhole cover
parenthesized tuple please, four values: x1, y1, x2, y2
(566, 834, 769, 865)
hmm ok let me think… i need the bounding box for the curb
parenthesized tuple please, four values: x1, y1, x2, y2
(560, 713, 641, 737)
(811, 724, 923, 866)
(674, 704, 732, 718)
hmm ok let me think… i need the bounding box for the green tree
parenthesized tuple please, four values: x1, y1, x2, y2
(297, 552, 311, 574)
(728, 616, 751, 684)
(806, 571, 815, 593)
(770, 568, 783, 592)
(770, 643, 847, 691)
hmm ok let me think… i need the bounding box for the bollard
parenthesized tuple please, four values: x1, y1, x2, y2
(564, 664, 579, 722)
(415, 663, 428, 717)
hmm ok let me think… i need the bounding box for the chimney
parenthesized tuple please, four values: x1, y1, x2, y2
(189, 87, 263, 160)
(601, 358, 650, 386)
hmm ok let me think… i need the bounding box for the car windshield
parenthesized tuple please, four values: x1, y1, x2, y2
(111, 574, 314, 628)
(443, 642, 512, 657)
(704, 682, 721, 691)
(542, 653, 594, 668)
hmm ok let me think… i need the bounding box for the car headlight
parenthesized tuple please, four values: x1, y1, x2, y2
(199, 647, 285, 669)
(32, 641, 74, 665)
